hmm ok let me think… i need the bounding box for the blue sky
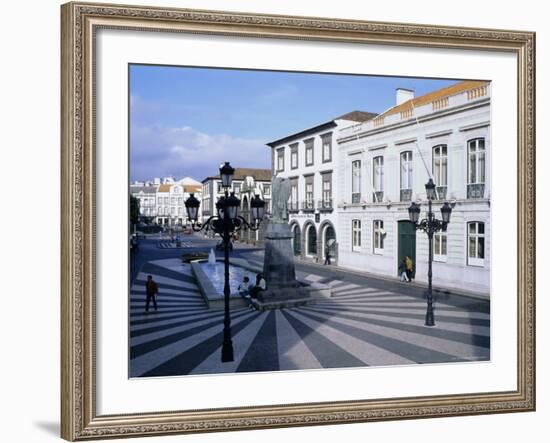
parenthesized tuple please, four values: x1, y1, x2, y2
(130, 65, 459, 181)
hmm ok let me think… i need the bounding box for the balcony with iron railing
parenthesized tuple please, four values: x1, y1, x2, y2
(318, 198, 333, 212)
(373, 191, 384, 203)
(435, 186, 448, 200)
(288, 201, 300, 213)
(400, 189, 412, 202)
(467, 183, 485, 199)
(301, 200, 315, 212)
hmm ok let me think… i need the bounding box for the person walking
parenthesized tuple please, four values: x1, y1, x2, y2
(405, 256, 414, 282)
(399, 257, 409, 282)
(145, 275, 159, 312)
(323, 244, 332, 265)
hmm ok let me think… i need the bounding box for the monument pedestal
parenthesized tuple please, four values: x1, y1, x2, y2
(256, 221, 321, 309)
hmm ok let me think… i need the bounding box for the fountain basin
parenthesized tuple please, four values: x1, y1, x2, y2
(191, 257, 332, 310)
(191, 260, 256, 310)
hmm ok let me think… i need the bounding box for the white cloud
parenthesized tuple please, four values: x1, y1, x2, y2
(130, 124, 270, 181)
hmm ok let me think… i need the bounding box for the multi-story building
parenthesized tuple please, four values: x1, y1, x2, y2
(201, 168, 272, 244)
(266, 111, 377, 264)
(130, 184, 158, 223)
(336, 81, 491, 294)
(130, 176, 202, 227)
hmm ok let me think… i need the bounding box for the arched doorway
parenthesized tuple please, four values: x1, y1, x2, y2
(305, 223, 317, 257)
(321, 223, 336, 261)
(291, 223, 301, 256)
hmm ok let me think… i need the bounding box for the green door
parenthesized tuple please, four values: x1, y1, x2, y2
(397, 220, 416, 276)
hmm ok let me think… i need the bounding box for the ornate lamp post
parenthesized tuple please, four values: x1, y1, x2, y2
(407, 178, 453, 327)
(185, 162, 265, 362)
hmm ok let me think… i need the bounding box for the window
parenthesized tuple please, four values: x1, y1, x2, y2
(177, 197, 182, 205)
(352, 219, 361, 251)
(171, 207, 175, 215)
(434, 232, 447, 261)
(305, 177, 314, 210)
(373, 156, 384, 202)
(290, 180, 298, 211)
(433, 145, 448, 200)
(467, 138, 486, 198)
(373, 220, 384, 253)
(263, 184, 271, 195)
(352, 160, 361, 203)
(288, 178, 298, 211)
(290, 143, 298, 169)
(322, 175, 332, 208)
(400, 151, 413, 201)
(277, 148, 285, 172)
(233, 183, 241, 194)
(305, 139, 314, 166)
(321, 133, 332, 162)
(468, 222, 485, 266)
(164, 196, 169, 205)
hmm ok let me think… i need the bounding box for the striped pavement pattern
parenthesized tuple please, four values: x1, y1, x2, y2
(130, 258, 490, 377)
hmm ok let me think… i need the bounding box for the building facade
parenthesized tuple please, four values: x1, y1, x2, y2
(130, 176, 202, 227)
(130, 185, 158, 223)
(336, 81, 491, 294)
(266, 111, 377, 264)
(201, 168, 272, 244)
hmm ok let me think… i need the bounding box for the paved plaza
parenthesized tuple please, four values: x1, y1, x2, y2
(129, 233, 490, 377)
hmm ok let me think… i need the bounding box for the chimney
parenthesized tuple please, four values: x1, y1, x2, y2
(396, 88, 414, 106)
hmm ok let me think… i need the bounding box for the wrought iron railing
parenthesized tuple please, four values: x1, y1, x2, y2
(301, 200, 315, 211)
(373, 191, 384, 203)
(400, 189, 412, 202)
(435, 186, 448, 200)
(467, 183, 485, 199)
(318, 199, 333, 210)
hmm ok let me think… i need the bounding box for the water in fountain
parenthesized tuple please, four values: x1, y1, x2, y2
(208, 248, 216, 264)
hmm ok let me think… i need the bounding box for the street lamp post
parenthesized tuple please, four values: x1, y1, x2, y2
(407, 178, 453, 327)
(185, 162, 265, 362)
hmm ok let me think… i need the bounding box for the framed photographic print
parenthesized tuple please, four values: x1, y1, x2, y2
(61, 1, 536, 440)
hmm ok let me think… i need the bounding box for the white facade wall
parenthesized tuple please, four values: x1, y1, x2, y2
(270, 120, 357, 262)
(337, 86, 491, 294)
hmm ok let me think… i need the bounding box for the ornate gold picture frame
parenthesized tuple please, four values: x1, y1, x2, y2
(61, 1, 535, 440)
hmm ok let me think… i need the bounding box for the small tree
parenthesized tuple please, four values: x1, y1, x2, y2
(130, 195, 140, 227)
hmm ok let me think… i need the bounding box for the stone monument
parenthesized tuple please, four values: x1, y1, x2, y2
(257, 176, 310, 306)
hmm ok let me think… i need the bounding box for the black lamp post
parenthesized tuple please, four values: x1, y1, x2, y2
(185, 162, 265, 362)
(407, 178, 453, 327)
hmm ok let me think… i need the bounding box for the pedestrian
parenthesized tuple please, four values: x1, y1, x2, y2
(324, 244, 331, 265)
(405, 256, 414, 282)
(145, 275, 159, 312)
(399, 257, 409, 282)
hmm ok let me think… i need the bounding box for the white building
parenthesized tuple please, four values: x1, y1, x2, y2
(336, 81, 491, 294)
(201, 168, 272, 244)
(130, 176, 202, 227)
(130, 184, 158, 222)
(266, 111, 377, 263)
